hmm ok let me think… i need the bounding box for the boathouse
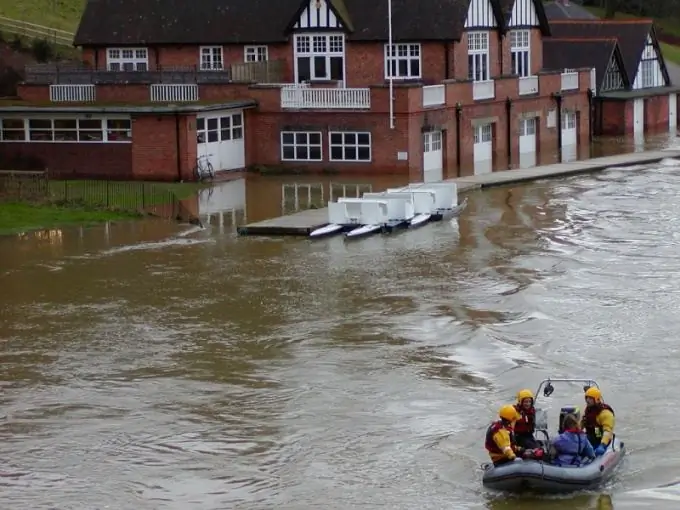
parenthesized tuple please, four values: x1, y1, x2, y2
(1, 0, 593, 181)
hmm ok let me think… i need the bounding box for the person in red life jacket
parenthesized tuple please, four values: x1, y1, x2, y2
(513, 388, 538, 450)
(581, 386, 615, 456)
(485, 405, 524, 466)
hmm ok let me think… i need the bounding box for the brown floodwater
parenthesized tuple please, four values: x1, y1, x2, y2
(2, 134, 680, 509)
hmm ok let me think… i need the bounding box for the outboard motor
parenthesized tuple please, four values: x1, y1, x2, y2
(558, 406, 581, 433)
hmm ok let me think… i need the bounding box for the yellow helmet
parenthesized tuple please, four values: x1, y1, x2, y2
(499, 404, 521, 422)
(585, 387, 602, 402)
(517, 389, 534, 404)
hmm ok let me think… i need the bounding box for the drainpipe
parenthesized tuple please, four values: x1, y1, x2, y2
(553, 92, 563, 162)
(505, 97, 512, 167)
(445, 42, 451, 80)
(455, 102, 462, 176)
(175, 113, 182, 182)
(586, 88, 594, 142)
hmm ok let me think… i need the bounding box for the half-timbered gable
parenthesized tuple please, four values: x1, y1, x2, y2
(291, 0, 348, 30)
(465, 0, 499, 29)
(633, 33, 668, 89)
(508, 0, 538, 28)
(602, 45, 627, 92)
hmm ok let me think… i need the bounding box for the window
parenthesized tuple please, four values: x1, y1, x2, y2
(245, 46, 268, 62)
(200, 46, 223, 70)
(384, 43, 421, 79)
(423, 131, 442, 153)
(280, 131, 322, 161)
(329, 132, 371, 162)
(561, 112, 576, 130)
(519, 118, 536, 136)
(294, 34, 344, 82)
(510, 30, 530, 78)
(107, 48, 148, 71)
(468, 32, 489, 82)
(602, 57, 624, 91)
(474, 124, 492, 143)
(639, 36, 662, 88)
(0, 117, 132, 143)
(196, 113, 243, 144)
(0, 118, 25, 140)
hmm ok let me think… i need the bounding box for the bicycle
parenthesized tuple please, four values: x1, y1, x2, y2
(194, 154, 215, 181)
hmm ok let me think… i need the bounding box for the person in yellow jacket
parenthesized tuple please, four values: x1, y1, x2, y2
(582, 386, 615, 456)
(485, 405, 524, 466)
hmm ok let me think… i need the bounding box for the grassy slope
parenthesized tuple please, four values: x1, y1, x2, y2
(0, 0, 85, 33)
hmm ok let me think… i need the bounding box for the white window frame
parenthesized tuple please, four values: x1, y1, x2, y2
(468, 32, 490, 82)
(423, 131, 442, 153)
(294, 33, 345, 83)
(0, 117, 132, 143)
(474, 124, 492, 143)
(196, 113, 243, 144)
(384, 43, 422, 79)
(106, 48, 148, 71)
(244, 45, 268, 62)
(510, 30, 530, 78)
(200, 46, 224, 70)
(561, 111, 576, 130)
(280, 131, 323, 161)
(328, 131, 371, 162)
(519, 117, 536, 136)
(602, 57, 624, 91)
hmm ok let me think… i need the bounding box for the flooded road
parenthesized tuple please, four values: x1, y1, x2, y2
(4, 157, 680, 509)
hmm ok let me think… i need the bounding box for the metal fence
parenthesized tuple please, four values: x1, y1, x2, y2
(0, 15, 74, 46)
(25, 60, 285, 85)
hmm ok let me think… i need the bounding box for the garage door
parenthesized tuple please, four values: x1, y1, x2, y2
(518, 117, 537, 169)
(423, 130, 443, 182)
(473, 124, 493, 175)
(561, 111, 577, 163)
(669, 93, 677, 131)
(196, 110, 245, 172)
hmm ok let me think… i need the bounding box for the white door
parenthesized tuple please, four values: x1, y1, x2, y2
(518, 117, 537, 169)
(633, 98, 644, 135)
(196, 110, 245, 171)
(473, 124, 493, 175)
(669, 93, 677, 131)
(561, 111, 577, 162)
(422, 130, 443, 182)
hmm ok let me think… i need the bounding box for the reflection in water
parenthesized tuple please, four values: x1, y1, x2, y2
(4, 153, 680, 508)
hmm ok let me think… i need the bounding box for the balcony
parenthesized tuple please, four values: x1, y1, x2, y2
(150, 84, 199, 102)
(560, 70, 579, 91)
(280, 85, 371, 109)
(24, 60, 284, 85)
(518, 76, 538, 96)
(473, 80, 495, 101)
(422, 85, 445, 107)
(49, 84, 96, 102)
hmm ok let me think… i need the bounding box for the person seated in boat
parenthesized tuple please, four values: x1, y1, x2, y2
(550, 414, 595, 467)
(513, 388, 538, 450)
(485, 405, 524, 466)
(582, 387, 615, 456)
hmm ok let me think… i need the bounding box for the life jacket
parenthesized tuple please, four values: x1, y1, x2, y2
(485, 421, 507, 454)
(513, 404, 535, 435)
(583, 403, 614, 445)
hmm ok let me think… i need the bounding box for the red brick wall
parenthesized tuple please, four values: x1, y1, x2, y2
(0, 143, 132, 179)
(644, 93, 669, 132)
(600, 93, 671, 135)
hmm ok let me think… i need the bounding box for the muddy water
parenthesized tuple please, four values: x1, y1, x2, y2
(4, 150, 680, 509)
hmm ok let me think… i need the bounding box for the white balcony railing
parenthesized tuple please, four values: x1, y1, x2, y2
(49, 84, 96, 102)
(473, 80, 495, 100)
(280, 86, 371, 109)
(518, 76, 538, 96)
(560, 71, 579, 91)
(150, 84, 199, 102)
(422, 84, 445, 107)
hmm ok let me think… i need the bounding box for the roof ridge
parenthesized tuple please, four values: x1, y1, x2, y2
(546, 36, 619, 42)
(550, 18, 653, 24)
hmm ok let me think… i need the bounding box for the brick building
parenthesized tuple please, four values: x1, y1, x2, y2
(543, 4, 680, 137)
(0, 0, 593, 181)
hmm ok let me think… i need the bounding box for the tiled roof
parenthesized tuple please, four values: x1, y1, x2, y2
(548, 20, 656, 84)
(543, 1, 598, 20)
(73, 0, 550, 46)
(542, 37, 627, 90)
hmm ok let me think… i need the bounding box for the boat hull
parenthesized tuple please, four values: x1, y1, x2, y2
(482, 438, 626, 494)
(309, 223, 347, 238)
(410, 213, 431, 228)
(345, 224, 384, 239)
(431, 197, 468, 221)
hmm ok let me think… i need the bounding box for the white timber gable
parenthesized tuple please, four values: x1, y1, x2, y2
(464, 0, 497, 28)
(508, 0, 539, 27)
(633, 34, 667, 89)
(293, 0, 344, 29)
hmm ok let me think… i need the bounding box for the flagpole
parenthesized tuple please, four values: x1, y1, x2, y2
(388, 0, 394, 129)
